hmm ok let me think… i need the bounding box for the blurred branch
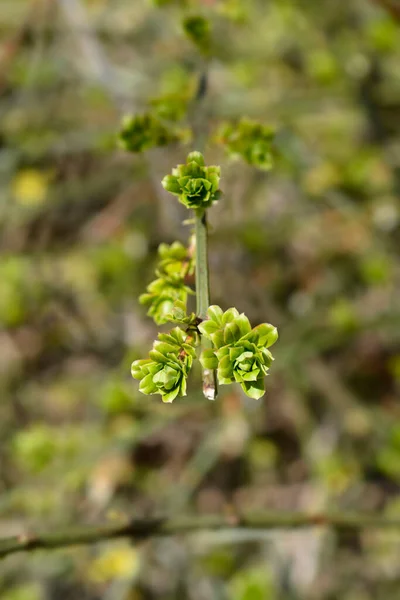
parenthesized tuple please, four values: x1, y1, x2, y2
(57, 0, 128, 111)
(0, 0, 47, 94)
(57, 0, 185, 237)
(2, 512, 400, 559)
(371, 0, 400, 21)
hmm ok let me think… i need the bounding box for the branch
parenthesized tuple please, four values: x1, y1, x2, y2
(191, 69, 218, 400)
(2, 512, 400, 559)
(195, 208, 218, 400)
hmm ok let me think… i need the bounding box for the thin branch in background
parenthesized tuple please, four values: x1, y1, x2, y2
(57, 0, 185, 238)
(57, 0, 127, 112)
(2, 511, 400, 560)
(0, 0, 46, 95)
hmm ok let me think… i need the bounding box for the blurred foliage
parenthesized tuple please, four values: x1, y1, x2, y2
(118, 113, 185, 153)
(182, 15, 212, 55)
(216, 117, 275, 170)
(0, 0, 400, 599)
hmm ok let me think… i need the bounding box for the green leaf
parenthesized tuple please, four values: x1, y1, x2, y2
(236, 313, 251, 337)
(200, 349, 218, 370)
(138, 293, 152, 305)
(187, 151, 205, 166)
(216, 346, 230, 360)
(261, 348, 274, 366)
(198, 319, 219, 338)
(182, 343, 197, 357)
(131, 359, 150, 379)
(224, 322, 241, 345)
(165, 299, 187, 321)
(241, 377, 265, 400)
(217, 374, 234, 386)
(140, 373, 158, 395)
(212, 330, 226, 349)
(222, 307, 240, 324)
(153, 341, 180, 356)
(218, 354, 234, 379)
(162, 388, 180, 403)
(157, 332, 179, 346)
(207, 305, 224, 323)
(229, 346, 243, 362)
(169, 326, 187, 345)
(149, 349, 169, 363)
(241, 369, 260, 382)
(154, 365, 177, 388)
(162, 175, 181, 194)
(253, 323, 278, 348)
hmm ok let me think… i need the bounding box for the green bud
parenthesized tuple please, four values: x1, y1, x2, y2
(162, 152, 221, 209)
(131, 327, 195, 402)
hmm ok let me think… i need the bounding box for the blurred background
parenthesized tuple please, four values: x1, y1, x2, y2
(1, 0, 400, 598)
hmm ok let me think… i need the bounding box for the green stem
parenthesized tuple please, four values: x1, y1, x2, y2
(195, 208, 218, 400)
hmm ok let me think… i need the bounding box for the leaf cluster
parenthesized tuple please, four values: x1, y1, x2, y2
(132, 150, 278, 402)
(162, 151, 221, 209)
(139, 242, 194, 325)
(131, 327, 196, 403)
(199, 306, 278, 399)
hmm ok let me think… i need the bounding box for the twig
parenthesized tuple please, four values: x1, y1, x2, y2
(2, 511, 400, 560)
(195, 208, 218, 400)
(191, 68, 218, 399)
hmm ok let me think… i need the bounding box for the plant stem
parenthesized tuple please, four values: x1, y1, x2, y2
(195, 207, 218, 400)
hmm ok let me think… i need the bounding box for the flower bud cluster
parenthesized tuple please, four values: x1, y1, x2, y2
(131, 327, 196, 403)
(199, 305, 278, 399)
(162, 152, 221, 210)
(139, 242, 194, 325)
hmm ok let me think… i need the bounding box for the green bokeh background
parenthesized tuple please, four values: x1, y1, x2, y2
(0, 0, 400, 598)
